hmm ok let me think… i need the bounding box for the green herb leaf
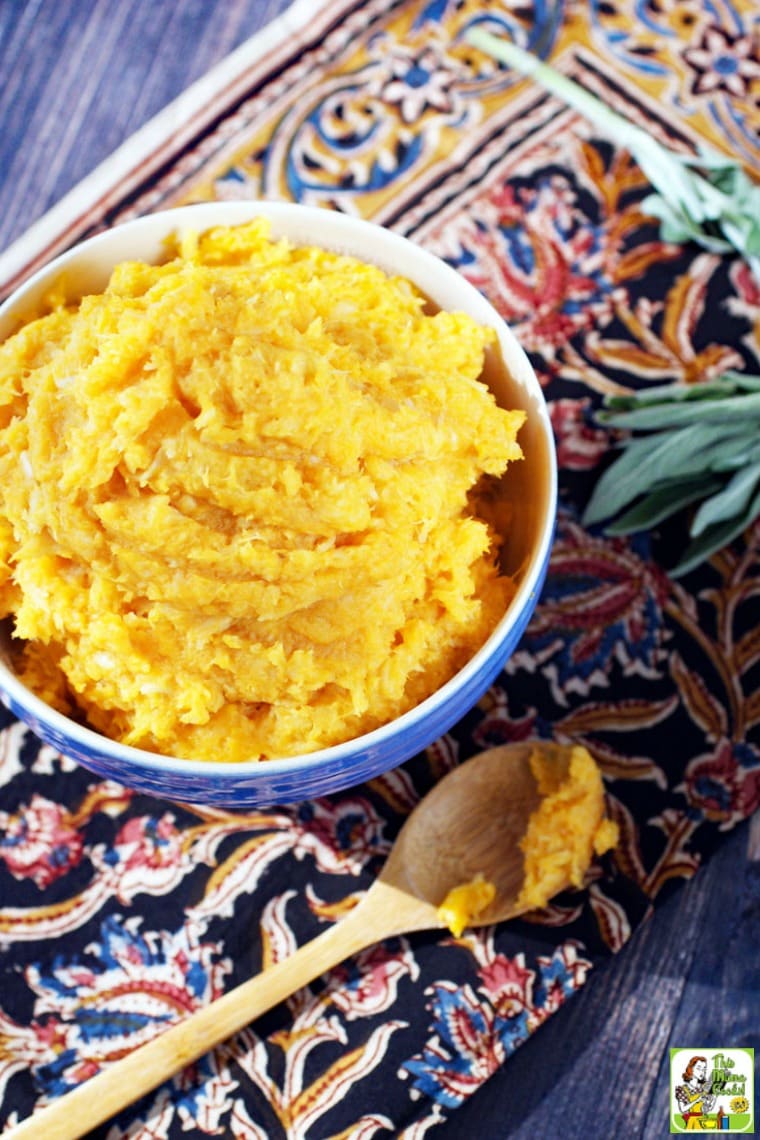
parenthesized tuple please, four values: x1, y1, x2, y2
(672, 485, 760, 576)
(464, 24, 760, 571)
(582, 422, 752, 525)
(582, 374, 760, 574)
(598, 391, 760, 431)
(690, 463, 760, 537)
(708, 437, 760, 473)
(602, 373, 760, 411)
(604, 475, 723, 534)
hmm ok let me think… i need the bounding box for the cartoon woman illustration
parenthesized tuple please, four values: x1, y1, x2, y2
(675, 1056, 716, 1129)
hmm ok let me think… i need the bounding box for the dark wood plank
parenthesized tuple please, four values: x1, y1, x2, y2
(0, 0, 292, 251)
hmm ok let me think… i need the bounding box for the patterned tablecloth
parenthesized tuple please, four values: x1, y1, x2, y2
(1, 1, 759, 1136)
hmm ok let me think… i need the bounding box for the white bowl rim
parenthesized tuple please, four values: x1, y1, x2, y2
(0, 202, 557, 781)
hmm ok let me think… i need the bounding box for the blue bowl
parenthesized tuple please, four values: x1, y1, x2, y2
(0, 203, 557, 808)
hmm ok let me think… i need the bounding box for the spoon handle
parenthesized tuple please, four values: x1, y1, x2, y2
(5, 881, 426, 1140)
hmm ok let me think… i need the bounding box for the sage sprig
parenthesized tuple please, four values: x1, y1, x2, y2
(465, 28, 760, 571)
(466, 28, 760, 281)
(582, 373, 760, 576)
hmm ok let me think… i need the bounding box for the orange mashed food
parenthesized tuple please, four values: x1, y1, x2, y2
(0, 219, 525, 762)
(437, 874, 496, 937)
(436, 746, 617, 935)
(517, 745, 619, 910)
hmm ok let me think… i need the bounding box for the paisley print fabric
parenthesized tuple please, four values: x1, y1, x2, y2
(1, 1, 758, 1135)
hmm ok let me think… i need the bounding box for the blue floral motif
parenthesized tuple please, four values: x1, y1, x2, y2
(270, 0, 565, 204)
(533, 949, 585, 1008)
(24, 915, 228, 1098)
(402, 946, 587, 1108)
(737, 742, 760, 769)
(402, 982, 515, 1108)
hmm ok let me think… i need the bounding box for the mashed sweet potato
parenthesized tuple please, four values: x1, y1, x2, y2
(517, 744, 618, 910)
(435, 745, 617, 934)
(0, 219, 525, 762)
(437, 874, 496, 937)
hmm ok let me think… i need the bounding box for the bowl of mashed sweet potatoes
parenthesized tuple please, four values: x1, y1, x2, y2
(0, 202, 556, 806)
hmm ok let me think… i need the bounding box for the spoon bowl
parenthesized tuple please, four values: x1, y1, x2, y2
(381, 741, 544, 926)
(5, 742, 572, 1140)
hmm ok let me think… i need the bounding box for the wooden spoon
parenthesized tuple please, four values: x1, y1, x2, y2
(6, 741, 564, 1140)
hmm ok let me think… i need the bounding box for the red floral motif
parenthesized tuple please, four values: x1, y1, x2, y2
(550, 398, 610, 471)
(330, 943, 419, 1018)
(98, 812, 193, 901)
(115, 814, 182, 872)
(680, 738, 760, 827)
(510, 514, 673, 705)
(476, 942, 592, 1021)
(458, 179, 624, 358)
(0, 795, 84, 888)
(293, 796, 388, 874)
(477, 953, 537, 1019)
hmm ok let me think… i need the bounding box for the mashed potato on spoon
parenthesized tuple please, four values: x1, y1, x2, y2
(0, 219, 524, 762)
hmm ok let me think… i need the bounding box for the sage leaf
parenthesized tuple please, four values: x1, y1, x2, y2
(690, 462, 760, 537)
(602, 373, 760, 412)
(582, 422, 750, 525)
(706, 438, 760, 473)
(672, 485, 760, 576)
(599, 392, 760, 431)
(605, 475, 722, 534)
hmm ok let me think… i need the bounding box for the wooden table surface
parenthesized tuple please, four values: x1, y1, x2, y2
(1, 3, 757, 1137)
